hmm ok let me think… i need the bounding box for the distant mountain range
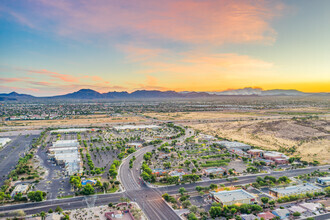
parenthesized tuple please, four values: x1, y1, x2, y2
(0, 88, 328, 101)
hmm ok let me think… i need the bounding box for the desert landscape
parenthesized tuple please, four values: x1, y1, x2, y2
(188, 116, 329, 163)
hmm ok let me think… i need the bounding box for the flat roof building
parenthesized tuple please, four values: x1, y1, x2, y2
(210, 189, 256, 206)
(269, 183, 323, 198)
(49, 140, 82, 175)
(0, 138, 11, 147)
(317, 177, 330, 186)
(203, 167, 226, 175)
(113, 124, 161, 131)
(51, 128, 92, 133)
(215, 141, 251, 151)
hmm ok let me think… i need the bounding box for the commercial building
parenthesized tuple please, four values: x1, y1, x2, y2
(263, 151, 288, 161)
(51, 128, 92, 134)
(210, 189, 256, 206)
(215, 141, 251, 151)
(248, 149, 264, 157)
(113, 124, 161, 131)
(0, 138, 11, 147)
(49, 140, 82, 175)
(11, 184, 29, 198)
(272, 209, 290, 219)
(269, 183, 323, 197)
(317, 177, 330, 186)
(203, 167, 226, 176)
(274, 158, 289, 165)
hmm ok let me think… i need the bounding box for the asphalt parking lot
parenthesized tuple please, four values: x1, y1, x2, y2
(0, 134, 39, 186)
(35, 147, 71, 199)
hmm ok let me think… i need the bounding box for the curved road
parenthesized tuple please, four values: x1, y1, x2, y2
(119, 146, 181, 220)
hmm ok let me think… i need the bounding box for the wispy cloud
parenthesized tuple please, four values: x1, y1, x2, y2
(26, 69, 79, 82)
(4, 0, 285, 45)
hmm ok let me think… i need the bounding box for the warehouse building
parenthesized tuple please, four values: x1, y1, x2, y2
(49, 140, 82, 175)
(51, 128, 93, 134)
(210, 189, 256, 206)
(113, 124, 161, 131)
(0, 137, 11, 147)
(269, 183, 322, 197)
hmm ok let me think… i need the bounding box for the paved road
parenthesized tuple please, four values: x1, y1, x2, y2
(1, 165, 329, 217)
(119, 146, 181, 220)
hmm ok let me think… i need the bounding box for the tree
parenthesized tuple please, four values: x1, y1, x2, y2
(40, 211, 46, 220)
(187, 213, 198, 220)
(182, 200, 191, 208)
(48, 209, 53, 213)
(179, 187, 187, 195)
(28, 191, 46, 202)
(231, 208, 237, 215)
(325, 186, 330, 196)
(209, 206, 222, 218)
(189, 205, 198, 213)
(292, 212, 301, 217)
(209, 183, 217, 190)
(81, 184, 95, 195)
(55, 206, 63, 213)
(162, 193, 170, 201)
(108, 202, 113, 207)
(261, 197, 269, 205)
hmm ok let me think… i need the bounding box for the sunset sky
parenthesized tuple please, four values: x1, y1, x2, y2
(0, 0, 329, 95)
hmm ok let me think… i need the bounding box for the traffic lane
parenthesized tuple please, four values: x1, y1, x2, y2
(157, 165, 330, 194)
(0, 193, 123, 214)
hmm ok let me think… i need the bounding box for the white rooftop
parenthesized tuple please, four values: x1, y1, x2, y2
(215, 141, 251, 149)
(113, 125, 161, 130)
(211, 189, 256, 203)
(288, 205, 307, 213)
(52, 140, 79, 148)
(299, 202, 322, 211)
(51, 128, 92, 133)
(270, 183, 322, 196)
(0, 138, 11, 146)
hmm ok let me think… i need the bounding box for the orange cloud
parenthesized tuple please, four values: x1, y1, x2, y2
(0, 77, 30, 83)
(28, 69, 79, 82)
(10, 0, 285, 45)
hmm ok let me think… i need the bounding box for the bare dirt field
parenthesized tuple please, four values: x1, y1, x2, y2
(1, 114, 146, 128)
(187, 117, 330, 163)
(145, 111, 260, 121)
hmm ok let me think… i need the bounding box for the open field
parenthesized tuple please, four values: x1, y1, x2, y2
(0, 114, 146, 128)
(144, 107, 329, 121)
(188, 117, 330, 163)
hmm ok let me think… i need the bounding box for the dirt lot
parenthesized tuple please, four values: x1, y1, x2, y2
(1, 115, 145, 128)
(188, 117, 330, 163)
(145, 111, 260, 121)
